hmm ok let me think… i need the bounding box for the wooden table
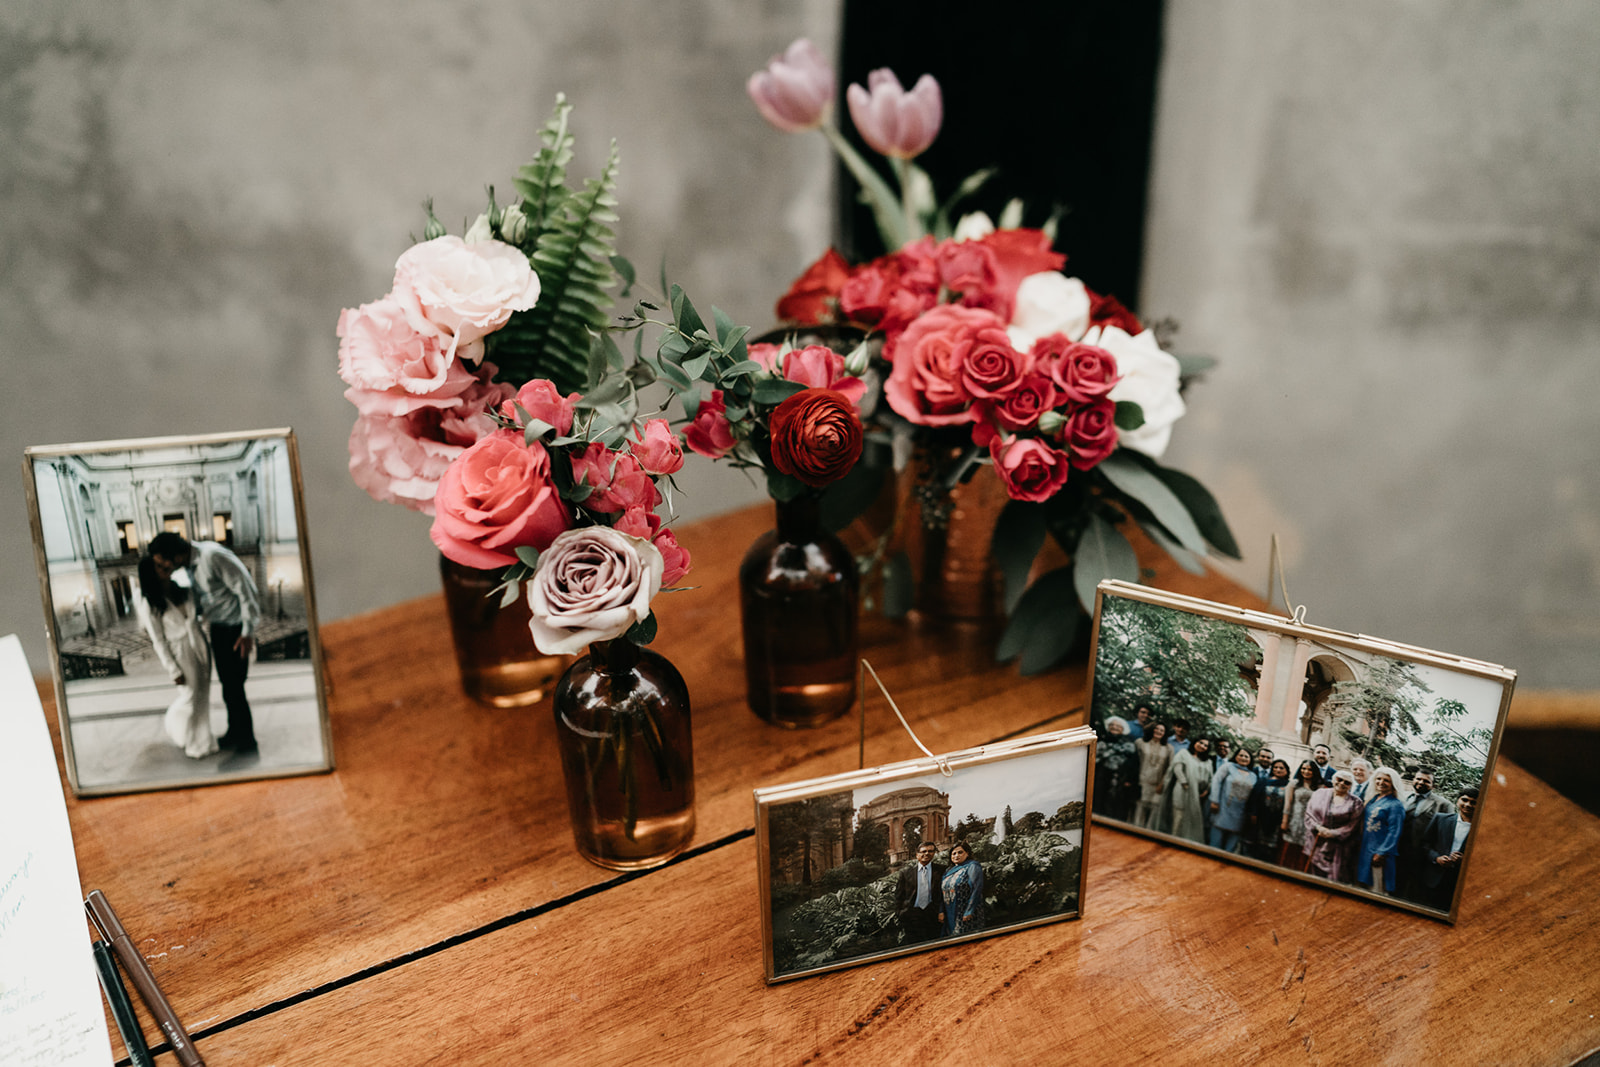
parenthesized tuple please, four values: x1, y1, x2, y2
(48, 506, 1600, 1065)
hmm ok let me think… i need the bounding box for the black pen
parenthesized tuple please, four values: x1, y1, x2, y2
(86, 890, 207, 1067)
(91, 938, 155, 1067)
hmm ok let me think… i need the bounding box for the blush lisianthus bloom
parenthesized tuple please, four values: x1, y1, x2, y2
(430, 430, 572, 568)
(846, 69, 943, 160)
(526, 527, 664, 656)
(746, 38, 834, 133)
(337, 296, 468, 402)
(391, 235, 542, 362)
(767, 388, 865, 488)
(1086, 324, 1186, 460)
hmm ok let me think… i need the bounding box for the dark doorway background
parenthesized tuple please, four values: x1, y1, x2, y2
(835, 1, 1165, 310)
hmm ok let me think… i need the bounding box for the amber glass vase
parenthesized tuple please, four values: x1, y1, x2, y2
(439, 554, 565, 708)
(553, 639, 695, 870)
(739, 494, 859, 728)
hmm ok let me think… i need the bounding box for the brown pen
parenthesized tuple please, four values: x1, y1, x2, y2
(85, 890, 207, 1067)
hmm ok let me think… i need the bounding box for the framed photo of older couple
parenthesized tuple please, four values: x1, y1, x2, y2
(1085, 580, 1516, 924)
(753, 726, 1095, 983)
(23, 429, 333, 796)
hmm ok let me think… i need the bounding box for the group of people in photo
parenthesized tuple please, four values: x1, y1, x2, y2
(133, 531, 261, 760)
(1095, 706, 1478, 911)
(894, 840, 987, 943)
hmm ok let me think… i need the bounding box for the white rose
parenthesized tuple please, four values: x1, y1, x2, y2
(1006, 272, 1090, 352)
(1085, 324, 1187, 459)
(391, 235, 540, 363)
(527, 527, 664, 655)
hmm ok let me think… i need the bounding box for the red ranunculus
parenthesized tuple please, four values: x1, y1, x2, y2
(429, 430, 572, 568)
(684, 390, 737, 458)
(988, 434, 1072, 503)
(768, 388, 864, 488)
(776, 248, 850, 325)
(1086, 286, 1144, 335)
(1042, 339, 1120, 405)
(1063, 397, 1120, 470)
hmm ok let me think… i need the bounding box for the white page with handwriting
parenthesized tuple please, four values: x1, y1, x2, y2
(0, 635, 113, 1065)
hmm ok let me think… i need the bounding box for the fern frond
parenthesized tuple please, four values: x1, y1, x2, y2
(513, 93, 575, 238)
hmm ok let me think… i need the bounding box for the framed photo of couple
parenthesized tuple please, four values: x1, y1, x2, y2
(753, 727, 1095, 983)
(1085, 580, 1516, 923)
(23, 429, 334, 796)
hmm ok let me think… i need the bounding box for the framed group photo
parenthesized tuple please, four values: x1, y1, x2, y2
(753, 727, 1095, 983)
(23, 429, 333, 795)
(1086, 580, 1515, 922)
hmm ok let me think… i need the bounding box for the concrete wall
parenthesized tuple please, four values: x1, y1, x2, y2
(4, 2, 1597, 691)
(1145, 1, 1600, 690)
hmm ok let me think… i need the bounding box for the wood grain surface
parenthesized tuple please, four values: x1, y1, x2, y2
(45, 504, 1600, 1065)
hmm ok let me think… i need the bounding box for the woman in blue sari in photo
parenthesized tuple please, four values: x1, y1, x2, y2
(1208, 746, 1258, 853)
(1357, 766, 1411, 894)
(941, 842, 986, 936)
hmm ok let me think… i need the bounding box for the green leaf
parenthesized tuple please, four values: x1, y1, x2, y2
(881, 550, 913, 619)
(992, 500, 1048, 614)
(1097, 453, 1207, 555)
(610, 254, 636, 295)
(562, 481, 594, 503)
(751, 378, 808, 405)
(670, 284, 706, 338)
(1073, 513, 1138, 614)
(514, 546, 541, 568)
(712, 305, 738, 346)
(765, 470, 805, 502)
(1135, 458, 1241, 559)
(522, 419, 556, 445)
(625, 611, 658, 646)
(681, 351, 712, 382)
(720, 359, 765, 378)
(996, 567, 1082, 675)
(1113, 401, 1145, 431)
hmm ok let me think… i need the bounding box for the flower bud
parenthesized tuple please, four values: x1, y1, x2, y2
(747, 38, 834, 133)
(1036, 410, 1067, 436)
(464, 212, 494, 244)
(422, 200, 447, 241)
(499, 202, 529, 245)
(843, 339, 872, 377)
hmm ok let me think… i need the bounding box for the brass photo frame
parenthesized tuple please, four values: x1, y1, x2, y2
(754, 726, 1095, 983)
(24, 429, 334, 795)
(1086, 580, 1515, 923)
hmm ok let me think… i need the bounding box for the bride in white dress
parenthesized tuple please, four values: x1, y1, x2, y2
(135, 554, 219, 759)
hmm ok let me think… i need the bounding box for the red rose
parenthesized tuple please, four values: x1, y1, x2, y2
(1063, 398, 1119, 471)
(988, 434, 1072, 503)
(684, 390, 737, 458)
(776, 248, 850, 325)
(429, 430, 572, 568)
(959, 328, 1031, 400)
(837, 258, 901, 326)
(883, 304, 1008, 426)
(937, 237, 998, 305)
(1041, 339, 1119, 405)
(992, 373, 1058, 432)
(768, 388, 864, 488)
(968, 229, 1065, 321)
(1086, 286, 1144, 335)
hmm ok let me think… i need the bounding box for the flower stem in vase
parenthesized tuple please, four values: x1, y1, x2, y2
(438, 554, 565, 707)
(554, 638, 695, 870)
(740, 494, 860, 728)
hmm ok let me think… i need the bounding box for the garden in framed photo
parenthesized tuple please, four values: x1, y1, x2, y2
(753, 727, 1094, 983)
(23, 429, 333, 796)
(1086, 580, 1515, 922)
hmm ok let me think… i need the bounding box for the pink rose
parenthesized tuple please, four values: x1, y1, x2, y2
(569, 442, 663, 514)
(503, 379, 579, 436)
(526, 527, 664, 655)
(988, 435, 1072, 503)
(846, 69, 942, 159)
(685, 390, 737, 458)
(747, 38, 834, 133)
(884, 304, 1010, 426)
(430, 430, 572, 568)
(937, 239, 997, 306)
(1044, 340, 1120, 405)
(991, 373, 1058, 433)
(959, 328, 1030, 401)
(749, 342, 783, 373)
(391, 236, 541, 361)
(630, 419, 685, 476)
(776, 248, 850, 325)
(837, 259, 901, 327)
(780, 345, 867, 407)
(1063, 397, 1119, 471)
(651, 526, 692, 588)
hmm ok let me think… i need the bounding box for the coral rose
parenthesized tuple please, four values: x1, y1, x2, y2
(429, 430, 572, 568)
(988, 435, 1072, 503)
(884, 304, 1010, 426)
(526, 527, 664, 655)
(768, 388, 864, 488)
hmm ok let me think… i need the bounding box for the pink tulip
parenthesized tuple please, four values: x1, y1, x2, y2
(846, 69, 942, 159)
(747, 38, 834, 133)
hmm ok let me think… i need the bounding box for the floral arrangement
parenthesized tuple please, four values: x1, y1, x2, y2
(748, 40, 1239, 672)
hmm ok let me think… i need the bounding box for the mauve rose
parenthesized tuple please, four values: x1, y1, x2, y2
(768, 388, 864, 488)
(780, 345, 867, 407)
(989, 435, 1072, 503)
(1006, 272, 1091, 352)
(747, 38, 834, 133)
(884, 304, 1008, 425)
(569, 442, 662, 514)
(1040, 339, 1119, 405)
(630, 419, 684, 476)
(614, 506, 692, 587)
(430, 430, 572, 569)
(846, 69, 942, 159)
(776, 248, 850, 324)
(1063, 398, 1120, 471)
(1087, 324, 1186, 459)
(526, 527, 664, 655)
(959, 328, 1030, 401)
(685, 390, 737, 458)
(392, 236, 541, 361)
(503, 378, 579, 436)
